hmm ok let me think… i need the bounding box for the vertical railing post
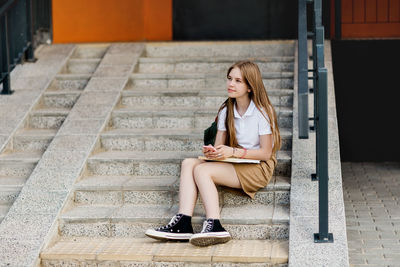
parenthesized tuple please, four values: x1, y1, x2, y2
(1, 14, 13, 95)
(298, 0, 309, 139)
(298, 0, 333, 243)
(25, 0, 36, 62)
(314, 68, 333, 242)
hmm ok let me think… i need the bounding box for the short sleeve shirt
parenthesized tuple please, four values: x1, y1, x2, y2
(217, 100, 272, 150)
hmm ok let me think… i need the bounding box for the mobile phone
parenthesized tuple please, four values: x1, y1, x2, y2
(203, 145, 216, 152)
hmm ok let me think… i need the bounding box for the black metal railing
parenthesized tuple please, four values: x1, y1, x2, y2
(298, 0, 333, 243)
(0, 0, 51, 94)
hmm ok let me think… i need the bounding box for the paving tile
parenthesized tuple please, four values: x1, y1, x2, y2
(343, 162, 400, 267)
(41, 238, 107, 260)
(154, 242, 214, 262)
(212, 240, 273, 263)
(97, 238, 159, 261)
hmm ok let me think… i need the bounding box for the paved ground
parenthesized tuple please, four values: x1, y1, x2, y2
(342, 162, 400, 267)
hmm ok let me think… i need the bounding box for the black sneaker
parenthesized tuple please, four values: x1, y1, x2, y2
(189, 219, 231, 246)
(145, 213, 194, 241)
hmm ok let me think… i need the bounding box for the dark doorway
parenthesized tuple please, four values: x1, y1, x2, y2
(173, 0, 298, 40)
(332, 40, 400, 162)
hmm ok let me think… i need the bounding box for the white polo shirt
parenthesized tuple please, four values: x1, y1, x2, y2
(217, 100, 272, 150)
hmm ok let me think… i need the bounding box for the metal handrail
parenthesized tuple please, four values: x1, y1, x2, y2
(1, 0, 35, 94)
(298, 0, 333, 243)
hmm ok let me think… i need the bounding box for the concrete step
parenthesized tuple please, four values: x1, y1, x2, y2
(59, 203, 289, 239)
(126, 72, 294, 90)
(74, 176, 290, 206)
(0, 161, 37, 178)
(0, 188, 20, 205)
(86, 150, 291, 177)
(100, 128, 292, 151)
(28, 108, 69, 129)
(137, 56, 294, 73)
(0, 176, 27, 187)
(73, 175, 290, 206)
(0, 204, 10, 223)
(12, 129, 57, 152)
(40, 237, 288, 265)
(124, 86, 293, 93)
(59, 58, 101, 75)
(48, 74, 91, 91)
(41, 90, 81, 108)
(111, 107, 292, 130)
(71, 44, 109, 59)
(75, 175, 290, 191)
(0, 151, 40, 177)
(120, 88, 293, 108)
(0, 151, 42, 161)
(144, 41, 294, 58)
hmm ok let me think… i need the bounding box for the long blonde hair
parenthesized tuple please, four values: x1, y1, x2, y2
(218, 61, 281, 155)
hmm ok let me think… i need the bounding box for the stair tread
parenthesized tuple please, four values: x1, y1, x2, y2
(101, 127, 292, 137)
(75, 175, 177, 190)
(139, 55, 294, 63)
(0, 176, 27, 187)
(113, 106, 293, 114)
(31, 108, 70, 115)
(41, 237, 288, 264)
(122, 88, 293, 96)
(43, 90, 82, 96)
(0, 186, 23, 193)
(60, 203, 289, 225)
(0, 151, 42, 162)
(74, 175, 290, 191)
(89, 150, 291, 161)
(130, 72, 293, 79)
(124, 86, 293, 92)
(54, 73, 92, 79)
(0, 204, 10, 216)
(15, 128, 58, 137)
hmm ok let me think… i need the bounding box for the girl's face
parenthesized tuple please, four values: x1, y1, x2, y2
(227, 67, 250, 99)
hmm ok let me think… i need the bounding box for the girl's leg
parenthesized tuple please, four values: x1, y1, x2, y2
(178, 158, 205, 216)
(189, 162, 240, 246)
(193, 162, 241, 219)
(145, 158, 205, 241)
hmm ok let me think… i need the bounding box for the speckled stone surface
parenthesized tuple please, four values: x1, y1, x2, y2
(288, 41, 349, 266)
(0, 43, 144, 266)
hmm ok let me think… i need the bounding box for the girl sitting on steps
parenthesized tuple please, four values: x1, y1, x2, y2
(145, 61, 281, 247)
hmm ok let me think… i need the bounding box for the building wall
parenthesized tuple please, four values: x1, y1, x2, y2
(51, 0, 305, 42)
(52, 0, 172, 43)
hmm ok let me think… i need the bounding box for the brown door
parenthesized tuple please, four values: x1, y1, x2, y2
(342, 0, 400, 38)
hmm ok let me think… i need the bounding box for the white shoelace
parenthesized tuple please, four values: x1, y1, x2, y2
(201, 220, 213, 233)
(157, 214, 182, 230)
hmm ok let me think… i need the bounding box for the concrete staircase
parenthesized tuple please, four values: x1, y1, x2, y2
(0, 44, 109, 223)
(40, 41, 294, 266)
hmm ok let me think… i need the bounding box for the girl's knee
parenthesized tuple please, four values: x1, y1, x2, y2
(181, 158, 198, 169)
(193, 164, 210, 180)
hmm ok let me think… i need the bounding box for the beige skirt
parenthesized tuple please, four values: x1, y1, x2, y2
(232, 155, 277, 199)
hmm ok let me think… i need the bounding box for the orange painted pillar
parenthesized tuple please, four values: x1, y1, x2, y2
(52, 0, 172, 43)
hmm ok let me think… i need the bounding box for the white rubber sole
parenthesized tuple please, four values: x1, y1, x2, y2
(189, 232, 231, 247)
(145, 229, 193, 241)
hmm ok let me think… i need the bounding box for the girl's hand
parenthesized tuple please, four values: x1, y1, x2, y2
(214, 145, 234, 159)
(203, 145, 217, 159)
